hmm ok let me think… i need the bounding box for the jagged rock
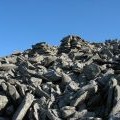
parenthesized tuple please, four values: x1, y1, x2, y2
(37, 65, 47, 75)
(65, 81, 79, 92)
(58, 35, 92, 54)
(43, 69, 62, 82)
(0, 95, 8, 111)
(72, 61, 85, 73)
(68, 109, 95, 120)
(0, 64, 17, 71)
(61, 106, 76, 118)
(29, 77, 42, 87)
(105, 78, 117, 116)
(61, 72, 72, 85)
(46, 109, 61, 120)
(35, 86, 50, 99)
(109, 112, 120, 120)
(42, 56, 57, 67)
(83, 63, 101, 80)
(6, 83, 20, 101)
(28, 55, 44, 63)
(0, 35, 120, 120)
(109, 99, 120, 119)
(31, 42, 57, 55)
(58, 92, 74, 108)
(70, 91, 88, 107)
(12, 93, 34, 120)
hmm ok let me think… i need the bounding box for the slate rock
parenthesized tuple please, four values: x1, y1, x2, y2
(0, 95, 8, 111)
(83, 63, 101, 80)
(61, 106, 76, 118)
(0, 35, 120, 120)
(29, 77, 42, 87)
(12, 93, 34, 120)
(44, 69, 62, 82)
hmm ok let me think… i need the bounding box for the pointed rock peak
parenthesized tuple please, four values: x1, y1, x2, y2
(58, 35, 90, 54)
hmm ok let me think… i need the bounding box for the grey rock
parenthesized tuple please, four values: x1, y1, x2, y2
(46, 109, 61, 120)
(61, 72, 72, 85)
(65, 80, 79, 92)
(12, 93, 34, 120)
(72, 61, 85, 73)
(31, 102, 40, 120)
(0, 95, 8, 111)
(0, 64, 17, 71)
(83, 63, 101, 80)
(68, 109, 95, 120)
(61, 106, 76, 118)
(70, 91, 88, 107)
(58, 92, 74, 108)
(29, 77, 42, 87)
(35, 86, 50, 99)
(44, 69, 61, 82)
(28, 55, 44, 63)
(37, 65, 47, 75)
(42, 56, 57, 67)
(109, 99, 120, 119)
(109, 112, 120, 120)
(6, 83, 20, 101)
(113, 85, 120, 105)
(16, 82, 28, 97)
(78, 73, 87, 87)
(1, 36, 120, 119)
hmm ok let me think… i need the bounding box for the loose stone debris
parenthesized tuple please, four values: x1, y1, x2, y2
(0, 35, 120, 120)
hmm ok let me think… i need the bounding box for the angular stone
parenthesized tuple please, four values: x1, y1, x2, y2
(70, 91, 88, 107)
(61, 72, 72, 85)
(29, 77, 42, 87)
(0, 64, 17, 71)
(37, 65, 47, 75)
(68, 109, 95, 120)
(109, 112, 120, 120)
(35, 86, 50, 99)
(61, 106, 76, 118)
(42, 56, 57, 67)
(7, 83, 20, 101)
(12, 93, 34, 120)
(1, 35, 120, 120)
(72, 61, 85, 73)
(0, 95, 8, 111)
(44, 69, 61, 82)
(109, 99, 120, 118)
(83, 63, 101, 80)
(113, 85, 120, 105)
(66, 81, 79, 92)
(58, 92, 74, 108)
(46, 109, 61, 120)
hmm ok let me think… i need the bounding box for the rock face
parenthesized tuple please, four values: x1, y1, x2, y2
(0, 35, 120, 120)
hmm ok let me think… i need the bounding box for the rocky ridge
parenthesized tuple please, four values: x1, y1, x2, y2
(0, 35, 120, 120)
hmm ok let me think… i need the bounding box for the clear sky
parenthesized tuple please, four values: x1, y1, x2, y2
(0, 0, 120, 56)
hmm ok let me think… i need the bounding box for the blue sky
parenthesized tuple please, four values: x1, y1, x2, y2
(0, 0, 120, 56)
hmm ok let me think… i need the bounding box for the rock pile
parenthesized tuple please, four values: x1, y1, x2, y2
(0, 35, 120, 120)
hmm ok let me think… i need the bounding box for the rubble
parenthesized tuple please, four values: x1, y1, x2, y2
(0, 35, 120, 119)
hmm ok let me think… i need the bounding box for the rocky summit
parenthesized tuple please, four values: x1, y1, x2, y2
(0, 35, 120, 120)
